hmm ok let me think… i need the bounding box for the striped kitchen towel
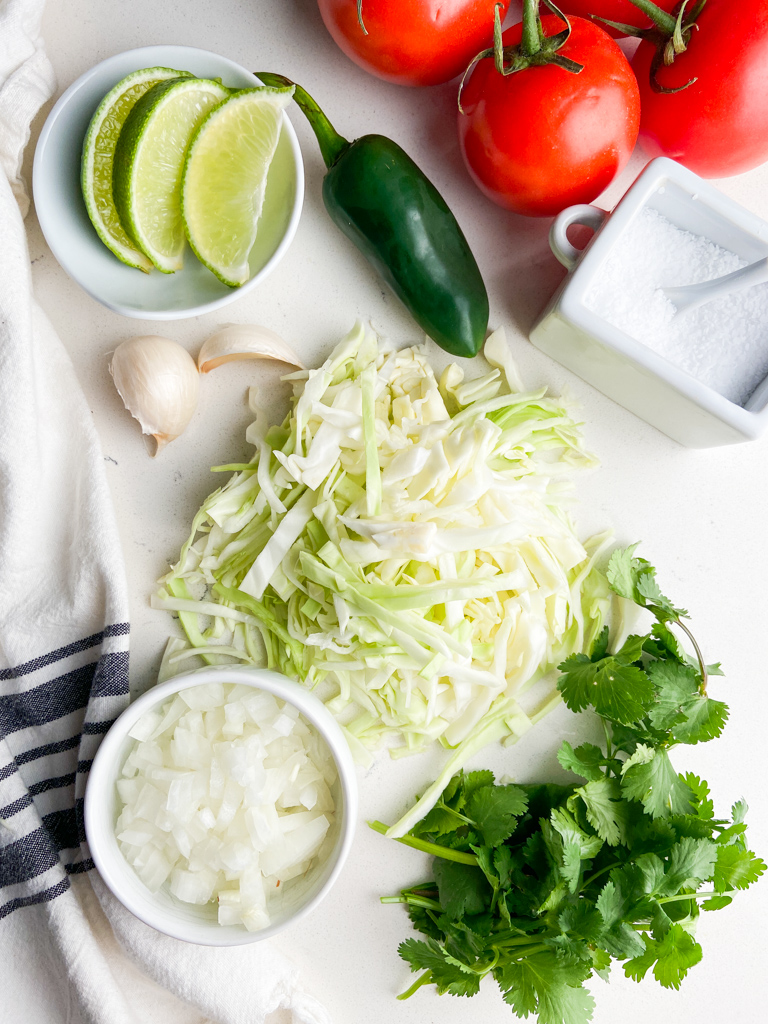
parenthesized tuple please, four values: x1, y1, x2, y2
(0, 627, 130, 915)
(0, 0, 131, 918)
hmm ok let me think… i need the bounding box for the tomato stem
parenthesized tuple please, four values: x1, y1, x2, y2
(625, 0, 677, 35)
(356, 0, 368, 36)
(458, 0, 583, 112)
(521, 0, 542, 57)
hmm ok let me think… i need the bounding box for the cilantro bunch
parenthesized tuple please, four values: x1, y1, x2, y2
(375, 548, 765, 1024)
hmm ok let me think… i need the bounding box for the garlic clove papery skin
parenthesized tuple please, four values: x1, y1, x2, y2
(110, 336, 200, 457)
(198, 324, 304, 373)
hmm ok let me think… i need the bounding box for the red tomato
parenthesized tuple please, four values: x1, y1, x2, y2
(558, 0, 675, 38)
(316, 0, 510, 87)
(633, 0, 768, 178)
(458, 16, 640, 217)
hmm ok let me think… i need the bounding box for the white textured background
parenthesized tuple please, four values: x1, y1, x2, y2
(22, 2, 768, 1021)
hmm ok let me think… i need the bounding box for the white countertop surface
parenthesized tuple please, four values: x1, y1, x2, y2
(25, 1, 768, 1021)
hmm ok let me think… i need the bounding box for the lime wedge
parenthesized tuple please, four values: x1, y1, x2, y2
(82, 66, 192, 272)
(113, 78, 230, 273)
(181, 87, 293, 287)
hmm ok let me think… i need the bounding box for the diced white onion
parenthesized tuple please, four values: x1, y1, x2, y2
(116, 683, 337, 929)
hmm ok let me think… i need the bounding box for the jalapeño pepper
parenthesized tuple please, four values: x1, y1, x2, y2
(256, 74, 489, 358)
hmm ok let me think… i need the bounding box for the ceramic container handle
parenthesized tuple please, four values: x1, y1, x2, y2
(549, 205, 607, 270)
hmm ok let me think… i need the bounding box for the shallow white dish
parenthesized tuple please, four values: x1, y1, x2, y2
(529, 157, 768, 448)
(84, 666, 357, 946)
(33, 45, 304, 320)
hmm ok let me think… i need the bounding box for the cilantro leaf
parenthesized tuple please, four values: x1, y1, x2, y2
(556, 653, 601, 710)
(413, 804, 464, 837)
(671, 694, 729, 744)
(713, 821, 747, 845)
(606, 546, 687, 621)
(605, 544, 646, 602)
(466, 784, 528, 847)
(558, 655, 655, 725)
(595, 877, 647, 960)
(557, 741, 608, 782)
(560, 840, 585, 894)
(631, 853, 665, 896)
(682, 773, 715, 819)
(595, 871, 642, 930)
(638, 660, 728, 746)
(614, 633, 647, 663)
(494, 844, 514, 890)
(496, 950, 595, 1024)
(550, 807, 604, 860)
(590, 624, 610, 661)
(398, 936, 450, 973)
(636, 572, 688, 621)
(713, 844, 767, 892)
(659, 837, 717, 897)
(645, 660, 699, 731)
(620, 745, 694, 819)
(432, 859, 490, 921)
(441, 773, 464, 805)
(406, 901, 444, 941)
(623, 924, 701, 989)
(702, 894, 733, 911)
(731, 798, 748, 824)
(558, 902, 604, 944)
(398, 937, 481, 997)
(461, 770, 496, 801)
(573, 776, 630, 846)
(645, 620, 683, 661)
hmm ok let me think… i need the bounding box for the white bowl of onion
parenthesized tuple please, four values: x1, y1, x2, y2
(85, 666, 357, 945)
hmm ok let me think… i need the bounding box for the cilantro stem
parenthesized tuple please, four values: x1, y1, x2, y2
(368, 820, 478, 865)
(582, 861, 623, 889)
(500, 942, 551, 959)
(602, 717, 614, 759)
(397, 970, 433, 1000)
(657, 890, 716, 904)
(380, 894, 443, 911)
(673, 617, 708, 692)
(433, 802, 476, 827)
(493, 934, 549, 948)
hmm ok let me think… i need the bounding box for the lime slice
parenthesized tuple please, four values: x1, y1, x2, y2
(181, 86, 293, 287)
(113, 77, 230, 273)
(81, 67, 192, 272)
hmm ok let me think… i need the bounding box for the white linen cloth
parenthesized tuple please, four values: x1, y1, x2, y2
(0, 2, 330, 1022)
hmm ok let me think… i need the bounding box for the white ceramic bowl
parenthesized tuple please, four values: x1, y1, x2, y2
(529, 157, 768, 448)
(84, 666, 357, 945)
(33, 45, 304, 320)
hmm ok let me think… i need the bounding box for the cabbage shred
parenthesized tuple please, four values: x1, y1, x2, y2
(155, 322, 611, 772)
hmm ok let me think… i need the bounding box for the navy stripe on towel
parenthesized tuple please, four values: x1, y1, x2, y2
(0, 826, 62, 888)
(0, 624, 129, 681)
(0, 878, 70, 920)
(0, 652, 128, 737)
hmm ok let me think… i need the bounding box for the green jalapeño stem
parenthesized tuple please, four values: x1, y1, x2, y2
(256, 72, 348, 167)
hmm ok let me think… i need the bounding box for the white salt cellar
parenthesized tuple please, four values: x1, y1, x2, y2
(530, 157, 768, 447)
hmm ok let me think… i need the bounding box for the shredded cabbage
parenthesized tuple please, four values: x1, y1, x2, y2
(155, 322, 611, 826)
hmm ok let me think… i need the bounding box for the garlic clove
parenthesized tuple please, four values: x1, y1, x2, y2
(110, 335, 200, 457)
(197, 324, 304, 373)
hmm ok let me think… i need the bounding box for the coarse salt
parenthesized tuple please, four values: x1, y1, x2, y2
(585, 207, 768, 406)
